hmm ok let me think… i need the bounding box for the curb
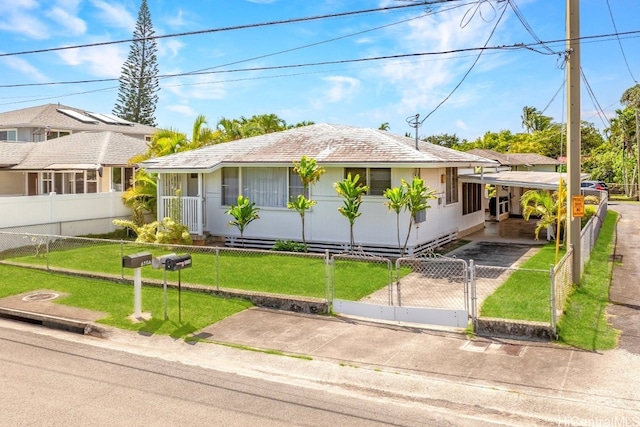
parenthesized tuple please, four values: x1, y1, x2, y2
(0, 307, 95, 335)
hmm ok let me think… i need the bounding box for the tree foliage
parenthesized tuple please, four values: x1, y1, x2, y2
(334, 174, 369, 252)
(287, 156, 326, 245)
(226, 195, 260, 247)
(113, 0, 159, 126)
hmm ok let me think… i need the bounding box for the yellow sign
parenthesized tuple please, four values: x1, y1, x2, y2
(572, 196, 585, 218)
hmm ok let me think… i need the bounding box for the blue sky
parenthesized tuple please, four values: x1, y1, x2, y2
(0, 0, 638, 141)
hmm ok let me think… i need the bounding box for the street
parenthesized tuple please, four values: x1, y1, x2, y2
(0, 323, 482, 427)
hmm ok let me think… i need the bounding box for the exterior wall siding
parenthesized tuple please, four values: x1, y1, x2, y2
(198, 166, 479, 251)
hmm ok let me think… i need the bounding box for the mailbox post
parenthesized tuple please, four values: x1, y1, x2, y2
(151, 253, 176, 320)
(164, 254, 192, 323)
(122, 252, 152, 319)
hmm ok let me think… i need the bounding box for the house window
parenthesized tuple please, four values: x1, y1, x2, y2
(47, 130, 71, 140)
(0, 129, 17, 141)
(111, 167, 135, 191)
(243, 167, 287, 207)
(222, 167, 239, 205)
(288, 168, 308, 200)
(42, 172, 53, 194)
(344, 167, 391, 196)
(445, 167, 458, 205)
(462, 183, 482, 215)
(86, 170, 97, 193)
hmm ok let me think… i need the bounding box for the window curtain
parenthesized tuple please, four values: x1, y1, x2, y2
(243, 167, 287, 207)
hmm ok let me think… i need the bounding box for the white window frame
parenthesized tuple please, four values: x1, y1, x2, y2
(344, 167, 391, 196)
(0, 128, 17, 141)
(445, 167, 459, 205)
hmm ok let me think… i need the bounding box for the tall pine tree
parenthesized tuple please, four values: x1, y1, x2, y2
(113, 0, 159, 126)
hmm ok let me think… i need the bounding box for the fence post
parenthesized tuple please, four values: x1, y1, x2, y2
(396, 258, 402, 307)
(46, 235, 50, 271)
(215, 247, 220, 291)
(120, 240, 124, 279)
(324, 249, 331, 305)
(469, 260, 476, 330)
(550, 264, 557, 339)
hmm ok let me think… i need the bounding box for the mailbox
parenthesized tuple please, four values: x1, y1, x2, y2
(122, 252, 152, 269)
(165, 254, 192, 271)
(152, 253, 177, 269)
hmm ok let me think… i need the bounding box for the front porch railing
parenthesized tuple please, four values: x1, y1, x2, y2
(159, 196, 202, 235)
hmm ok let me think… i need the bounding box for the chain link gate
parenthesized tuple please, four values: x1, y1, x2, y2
(331, 251, 471, 328)
(395, 255, 470, 327)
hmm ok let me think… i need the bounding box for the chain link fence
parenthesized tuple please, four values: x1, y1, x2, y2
(331, 251, 393, 305)
(0, 231, 330, 304)
(396, 255, 468, 310)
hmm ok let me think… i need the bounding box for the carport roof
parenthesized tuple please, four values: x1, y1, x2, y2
(459, 171, 590, 189)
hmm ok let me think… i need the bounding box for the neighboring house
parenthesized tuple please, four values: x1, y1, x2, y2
(466, 149, 562, 173)
(0, 103, 156, 143)
(0, 131, 148, 196)
(140, 123, 497, 256)
(0, 103, 156, 232)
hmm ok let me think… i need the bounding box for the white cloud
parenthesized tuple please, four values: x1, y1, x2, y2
(1, 56, 48, 82)
(0, 1, 49, 39)
(455, 119, 469, 130)
(323, 76, 361, 103)
(90, 0, 136, 32)
(46, 7, 87, 36)
(378, 5, 512, 116)
(159, 39, 185, 60)
(57, 44, 125, 78)
(166, 104, 196, 117)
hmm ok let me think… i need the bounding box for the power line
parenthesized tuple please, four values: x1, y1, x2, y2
(605, 0, 637, 84)
(580, 67, 610, 129)
(5, 29, 640, 90)
(413, 0, 509, 125)
(0, 0, 460, 58)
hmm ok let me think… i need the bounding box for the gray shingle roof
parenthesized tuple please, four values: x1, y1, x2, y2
(467, 149, 561, 166)
(0, 103, 157, 137)
(7, 131, 148, 170)
(0, 142, 36, 167)
(141, 123, 497, 172)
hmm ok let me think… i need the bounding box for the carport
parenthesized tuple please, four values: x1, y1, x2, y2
(459, 171, 590, 221)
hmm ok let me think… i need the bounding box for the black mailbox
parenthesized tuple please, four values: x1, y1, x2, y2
(122, 251, 152, 269)
(165, 254, 192, 271)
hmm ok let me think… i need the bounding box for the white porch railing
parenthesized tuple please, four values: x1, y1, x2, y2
(159, 196, 203, 235)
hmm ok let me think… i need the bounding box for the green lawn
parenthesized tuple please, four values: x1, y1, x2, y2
(5, 242, 392, 301)
(0, 264, 252, 338)
(479, 244, 558, 322)
(557, 210, 619, 350)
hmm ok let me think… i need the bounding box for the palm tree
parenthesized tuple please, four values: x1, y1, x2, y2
(226, 195, 260, 247)
(383, 186, 409, 254)
(121, 169, 157, 225)
(378, 122, 390, 131)
(402, 177, 436, 254)
(334, 173, 369, 252)
(287, 156, 326, 245)
(521, 185, 567, 242)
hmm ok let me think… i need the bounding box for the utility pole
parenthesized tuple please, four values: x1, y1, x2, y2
(566, 0, 581, 280)
(636, 109, 640, 200)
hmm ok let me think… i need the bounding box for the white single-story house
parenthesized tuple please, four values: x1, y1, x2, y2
(140, 123, 498, 255)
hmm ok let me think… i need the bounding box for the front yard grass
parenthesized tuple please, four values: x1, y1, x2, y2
(480, 244, 559, 322)
(480, 210, 619, 351)
(0, 264, 252, 338)
(5, 243, 392, 301)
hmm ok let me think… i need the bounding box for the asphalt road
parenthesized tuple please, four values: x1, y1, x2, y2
(0, 324, 483, 427)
